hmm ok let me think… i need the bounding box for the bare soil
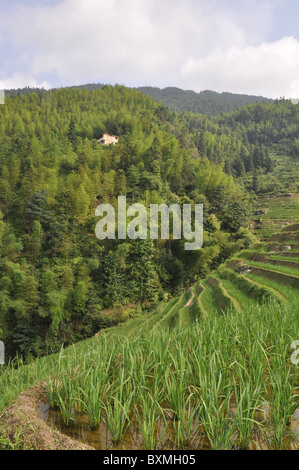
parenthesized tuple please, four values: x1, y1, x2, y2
(0, 382, 94, 450)
(185, 291, 195, 307)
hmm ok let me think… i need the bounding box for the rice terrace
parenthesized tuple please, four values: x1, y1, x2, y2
(0, 194, 298, 451)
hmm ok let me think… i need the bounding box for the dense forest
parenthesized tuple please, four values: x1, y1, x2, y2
(177, 99, 299, 194)
(137, 87, 273, 115)
(6, 84, 273, 115)
(0, 84, 298, 360)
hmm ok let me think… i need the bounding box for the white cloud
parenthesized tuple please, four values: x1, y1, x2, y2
(179, 36, 299, 98)
(290, 80, 299, 98)
(0, 0, 298, 98)
(0, 73, 52, 90)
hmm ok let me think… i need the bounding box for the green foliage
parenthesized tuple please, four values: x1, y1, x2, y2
(137, 86, 272, 115)
(2, 83, 288, 359)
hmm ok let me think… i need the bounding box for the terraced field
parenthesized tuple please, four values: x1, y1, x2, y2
(1, 207, 298, 451)
(182, 213, 299, 320)
(254, 194, 299, 240)
(87, 202, 299, 347)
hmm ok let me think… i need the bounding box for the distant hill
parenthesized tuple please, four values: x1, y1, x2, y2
(5, 84, 273, 116)
(4, 86, 47, 97)
(4, 83, 106, 97)
(136, 86, 274, 116)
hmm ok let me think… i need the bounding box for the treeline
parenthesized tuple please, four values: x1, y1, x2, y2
(6, 84, 272, 116)
(175, 99, 299, 193)
(137, 87, 273, 116)
(4, 83, 105, 98)
(0, 85, 253, 359)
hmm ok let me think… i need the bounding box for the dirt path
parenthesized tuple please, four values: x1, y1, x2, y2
(185, 291, 195, 307)
(0, 382, 94, 450)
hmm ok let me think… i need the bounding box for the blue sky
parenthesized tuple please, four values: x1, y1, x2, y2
(209, 0, 299, 41)
(1, 0, 299, 98)
(264, 0, 299, 41)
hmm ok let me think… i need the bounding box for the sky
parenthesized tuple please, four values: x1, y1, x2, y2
(0, 0, 299, 98)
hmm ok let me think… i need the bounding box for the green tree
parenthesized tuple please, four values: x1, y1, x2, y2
(128, 239, 160, 304)
(67, 116, 77, 147)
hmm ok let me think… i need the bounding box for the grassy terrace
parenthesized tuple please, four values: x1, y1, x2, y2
(254, 195, 299, 241)
(1, 299, 298, 450)
(0, 212, 298, 451)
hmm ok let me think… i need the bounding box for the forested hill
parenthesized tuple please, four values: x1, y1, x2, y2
(4, 83, 105, 97)
(5, 84, 273, 116)
(0, 85, 250, 359)
(136, 86, 274, 115)
(178, 98, 299, 195)
(0, 84, 298, 360)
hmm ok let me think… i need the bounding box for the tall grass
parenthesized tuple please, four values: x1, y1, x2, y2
(1, 299, 298, 451)
(135, 390, 163, 450)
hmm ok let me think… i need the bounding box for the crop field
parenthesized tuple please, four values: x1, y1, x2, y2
(39, 220, 299, 450)
(36, 302, 298, 451)
(254, 195, 299, 240)
(1, 217, 298, 451)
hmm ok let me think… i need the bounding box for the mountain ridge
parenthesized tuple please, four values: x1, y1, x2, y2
(4, 83, 274, 116)
(136, 86, 274, 115)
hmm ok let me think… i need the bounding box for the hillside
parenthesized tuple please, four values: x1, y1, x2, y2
(1, 84, 299, 358)
(0, 84, 253, 360)
(176, 98, 299, 195)
(137, 86, 273, 115)
(0, 209, 298, 450)
(5, 84, 273, 116)
(0, 84, 298, 451)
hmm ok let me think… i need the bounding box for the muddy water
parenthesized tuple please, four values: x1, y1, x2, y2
(38, 402, 210, 450)
(38, 402, 299, 450)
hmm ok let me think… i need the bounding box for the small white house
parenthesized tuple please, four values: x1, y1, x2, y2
(97, 132, 119, 145)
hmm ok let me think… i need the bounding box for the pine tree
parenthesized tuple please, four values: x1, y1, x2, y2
(67, 116, 77, 147)
(252, 170, 260, 193)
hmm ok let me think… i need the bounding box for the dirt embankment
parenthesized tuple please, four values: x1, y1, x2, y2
(185, 291, 195, 307)
(0, 382, 94, 450)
